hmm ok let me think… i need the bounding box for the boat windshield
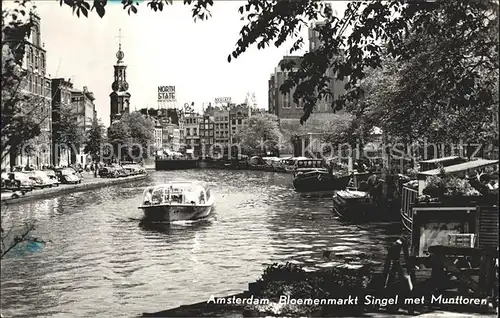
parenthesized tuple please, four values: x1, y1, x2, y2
(296, 160, 323, 169)
(142, 183, 207, 205)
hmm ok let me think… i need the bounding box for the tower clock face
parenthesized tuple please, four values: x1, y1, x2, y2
(112, 81, 119, 91)
(116, 50, 124, 60)
(122, 82, 129, 91)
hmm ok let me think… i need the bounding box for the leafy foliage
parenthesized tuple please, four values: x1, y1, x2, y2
(84, 119, 106, 161)
(248, 262, 369, 316)
(1, 1, 48, 166)
(52, 103, 87, 149)
(235, 113, 283, 156)
(107, 112, 154, 160)
(422, 175, 447, 198)
(320, 113, 357, 147)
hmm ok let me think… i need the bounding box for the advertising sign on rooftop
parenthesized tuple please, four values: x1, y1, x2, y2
(158, 86, 176, 101)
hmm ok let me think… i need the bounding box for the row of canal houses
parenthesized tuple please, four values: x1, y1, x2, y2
(142, 102, 266, 158)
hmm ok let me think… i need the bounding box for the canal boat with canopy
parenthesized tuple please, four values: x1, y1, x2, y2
(418, 156, 466, 172)
(138, 181, 214, 222)
(399, 158, 498, 257)
(293, 169, 350, 194)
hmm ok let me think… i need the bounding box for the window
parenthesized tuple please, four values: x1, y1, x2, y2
(41, 53, 45, 69)
(28, 74, 32, 92)
(238, 119, 242, 125)
(232, 120, 236, 125)
(283, 93, 291, 108)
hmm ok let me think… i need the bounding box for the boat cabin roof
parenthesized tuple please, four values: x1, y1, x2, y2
(418, 159, 499, 179)
(419, 156, 461, 164)
(144, 181, 209, 194)
(262, 157, 281, 161)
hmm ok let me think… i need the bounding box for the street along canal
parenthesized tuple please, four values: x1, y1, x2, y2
(1, 169, 400, 317)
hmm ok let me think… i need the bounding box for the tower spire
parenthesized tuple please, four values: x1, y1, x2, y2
(117, 28, 123, 50)
(115, 28, 125, 64)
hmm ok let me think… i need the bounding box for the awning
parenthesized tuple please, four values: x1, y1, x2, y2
(419, 159, 499, 177)
(186, 149, 194, 154)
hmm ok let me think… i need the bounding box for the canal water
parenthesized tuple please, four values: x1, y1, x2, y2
(1, 170, 400, 317)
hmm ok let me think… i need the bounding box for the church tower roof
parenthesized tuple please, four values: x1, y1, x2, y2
(110, 28, 131, 125)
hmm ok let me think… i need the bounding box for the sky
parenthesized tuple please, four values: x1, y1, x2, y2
(25, 1, 347, 126)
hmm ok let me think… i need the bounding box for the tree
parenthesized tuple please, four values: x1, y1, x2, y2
(235, 113, 283, 156)
(58, 0, 499, 126)
(52, 103, 87, 164)
(321, 113, 357, 147)
(84, 119, 105, 162)
(107, 112, 154, 161)
(2, 1, 50, 168)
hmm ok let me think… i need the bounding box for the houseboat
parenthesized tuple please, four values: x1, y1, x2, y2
(138, 181, 214, 222)
(399, 158, 498, 257)
(292, 159, 350, 193)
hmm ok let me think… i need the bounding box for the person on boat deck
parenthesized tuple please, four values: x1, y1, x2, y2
(467, 171, 488, 194)
(199, 191, 205, 204)
(143, 189, 153, 205)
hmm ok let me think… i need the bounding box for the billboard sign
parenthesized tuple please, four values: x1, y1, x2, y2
(158, 86, 176, 101)
(214, 97, 231, 104)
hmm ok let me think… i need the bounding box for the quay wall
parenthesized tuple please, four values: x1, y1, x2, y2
(2, 174, 149, 205)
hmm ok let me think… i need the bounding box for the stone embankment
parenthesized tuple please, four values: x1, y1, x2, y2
(2, 173, 149, 204)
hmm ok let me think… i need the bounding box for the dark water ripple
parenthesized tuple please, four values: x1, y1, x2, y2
(1, 169, 400, 317)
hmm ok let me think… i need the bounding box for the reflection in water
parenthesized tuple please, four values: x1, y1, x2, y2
(1, 169, 399, 317)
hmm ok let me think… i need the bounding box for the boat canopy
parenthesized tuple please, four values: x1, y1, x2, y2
(418, 156, 466, 172)
(142, 181, 211, 205)
(419, 156, 462, 164)
(262, 157, 281, 161)
(418, 159, 499, 180)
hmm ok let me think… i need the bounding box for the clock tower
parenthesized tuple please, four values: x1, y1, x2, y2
(110, 29, 131, 124)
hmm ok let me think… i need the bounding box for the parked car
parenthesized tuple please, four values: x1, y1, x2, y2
(1, 172, 9, 188)
(64, 166, 84, 178)
(55, 168, 82, 184)
(122, 163, 146, 175)
(99, 167, 118, 178)
(113, 165, 130, 177)
(24, 171, 54, 189)
(2, 172, 35, 191)
(42, 170, 60, 186)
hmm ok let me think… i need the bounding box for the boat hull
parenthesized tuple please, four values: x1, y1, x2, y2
(293, 173, 350, 193)
(140, 204, 213, 222)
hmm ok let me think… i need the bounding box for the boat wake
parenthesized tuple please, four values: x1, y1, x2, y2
(169, 215, 216, 226)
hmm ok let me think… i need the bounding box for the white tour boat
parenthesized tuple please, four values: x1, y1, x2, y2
(138, 181, 214, 222)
